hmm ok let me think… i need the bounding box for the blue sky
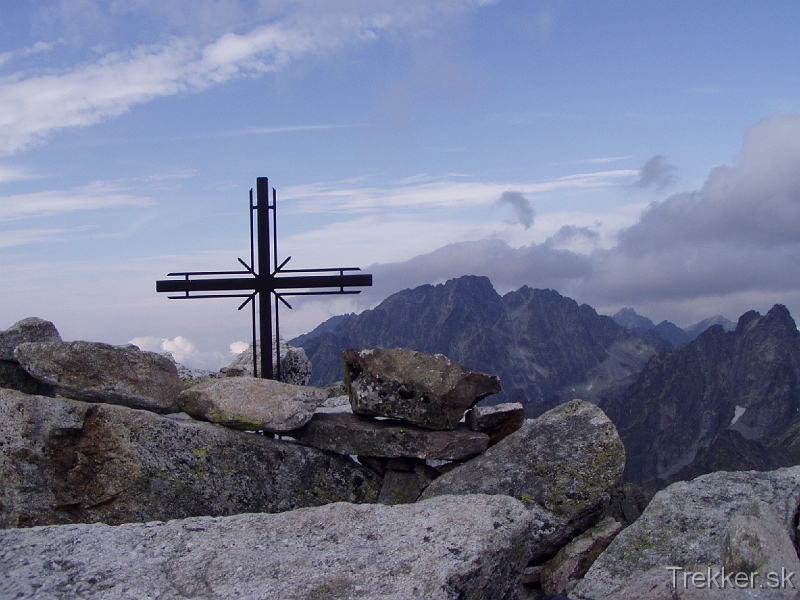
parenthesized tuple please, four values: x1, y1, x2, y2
(2, 1, 800, 369)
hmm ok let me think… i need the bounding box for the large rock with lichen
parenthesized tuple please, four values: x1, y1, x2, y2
(178, 377, 326, 432)
(343, 347, 501, 430)
(571, 467, 800, 600)
(421, 400, 625, 541)
(0, 494, 533, 600)
(0, 388, 380, 529)
(14, 340, 182, 413)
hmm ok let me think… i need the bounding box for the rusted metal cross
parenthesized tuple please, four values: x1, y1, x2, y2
(156, 176, 372, 380)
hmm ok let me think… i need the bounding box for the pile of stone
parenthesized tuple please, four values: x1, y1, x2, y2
(4, 316, 800, 599)
(291, 348, 526, 503)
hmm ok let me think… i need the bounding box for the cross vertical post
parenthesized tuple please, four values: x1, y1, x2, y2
(256, 177, 273, 381)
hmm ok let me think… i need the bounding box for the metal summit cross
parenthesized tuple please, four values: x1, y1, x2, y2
(156, 176, 372, 380)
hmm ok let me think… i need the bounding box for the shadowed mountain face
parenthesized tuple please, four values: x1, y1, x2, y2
(292, 276, 656, 416)
(600, 304, 800, 484)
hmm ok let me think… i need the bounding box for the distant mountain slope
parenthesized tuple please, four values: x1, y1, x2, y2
(600, 304, 800, 484)
(684, 314, 736, 340)
(291, 313, 355, 347)
(612, 307, 690, 346)
(291, 276, 659, 416)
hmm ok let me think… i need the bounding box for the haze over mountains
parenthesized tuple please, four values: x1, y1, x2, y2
(292, 275, 800, 486)
(611, 307, 736, 347)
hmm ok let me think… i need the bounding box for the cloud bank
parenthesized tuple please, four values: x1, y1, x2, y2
(352, 114, 800, 323)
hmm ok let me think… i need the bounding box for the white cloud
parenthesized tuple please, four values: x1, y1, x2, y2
(573, 156, 632, 165)
(229, 341, 249, 355)
(0, 182, 154, 221)
(129, 334, 229, 370)
(22, 41, 56, 56)
(204, 124, 358, 138)
(281, 170, 637, 215)
(0, 1, 494, 155)
(0, 227, 79, 248)
(0, 164, 32, 183)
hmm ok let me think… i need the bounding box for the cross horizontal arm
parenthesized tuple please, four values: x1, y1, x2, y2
(157, 277, 257, 293)
(275, 273, 373, 290)
(156, 273, 372, 294)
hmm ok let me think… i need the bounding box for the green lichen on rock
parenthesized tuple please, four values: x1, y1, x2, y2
(422, 400, 625, 544)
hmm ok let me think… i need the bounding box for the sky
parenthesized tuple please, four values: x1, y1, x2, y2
(2, 1, 800, 370)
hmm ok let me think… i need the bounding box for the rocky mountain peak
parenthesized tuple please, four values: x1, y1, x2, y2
(735, 309, 764, 334)
(612, 307, 656, 331)
(601, 303, 800, 485)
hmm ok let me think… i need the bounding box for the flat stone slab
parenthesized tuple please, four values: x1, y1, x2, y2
(178, 377, 326, 432)
(15, 340, 182, 412)
(0, 495, 534, 600)
(343, 348, 501, 430)
(466, 401, 525, 445)
(291, 412, 489, 460)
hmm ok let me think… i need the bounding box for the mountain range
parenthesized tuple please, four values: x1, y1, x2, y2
(292, 276, 661, 416)
(292, 275, 800, 486)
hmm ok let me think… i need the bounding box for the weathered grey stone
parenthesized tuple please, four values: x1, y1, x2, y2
(325, 380, 348, 397)
(343, 348, 501, 430)
(0, 494, 534, 600)
(722, 501, 800, 579)
(421, 400, 625, 539)
(0, 317, 61, 361)
(290, 412, 489, 460)
(521, 565, 544, 585)
(466, 401, 525, 445)
(0, 389, 380, 529)
(15, 340, 182, 412)
(572, 467, 800, 600)
(540, 516, 623, 596)
(178, 377, 326, 432)
(171, 356, 222, 388)
(378, 459, 440, 505)
(315, 393, 352, 413)
(221, 338, 312, 385)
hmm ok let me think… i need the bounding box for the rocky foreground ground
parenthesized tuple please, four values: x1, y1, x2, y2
(1, 317, 799, 599)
